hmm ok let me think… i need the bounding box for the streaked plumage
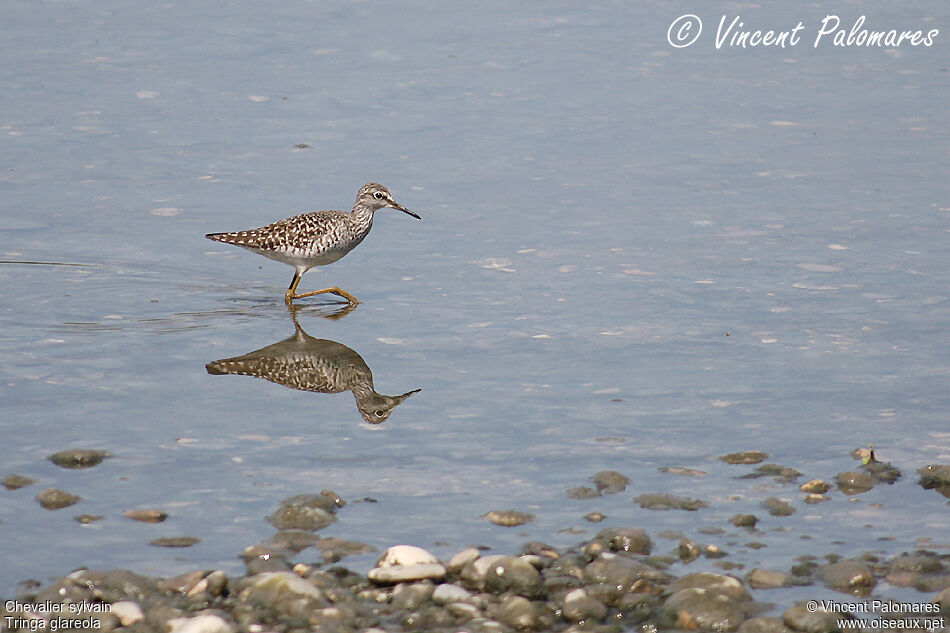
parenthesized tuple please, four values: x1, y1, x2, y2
(206, 183, 420, 305)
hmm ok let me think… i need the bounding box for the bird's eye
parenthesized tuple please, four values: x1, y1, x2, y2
(375, 410, 385, 417)
(373, 191, 384, 199)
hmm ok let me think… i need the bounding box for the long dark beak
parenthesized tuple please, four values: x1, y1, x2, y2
(391, 201, 421, 220)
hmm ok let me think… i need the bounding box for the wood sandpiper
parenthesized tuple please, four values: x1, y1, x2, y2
(206, 183, 420, 305)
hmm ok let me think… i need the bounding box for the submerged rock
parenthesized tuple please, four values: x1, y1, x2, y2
(836, 470, 875, 494)
(919, 464, 950, 498)
(124, 509, 168, 523)
(762, 497, 795, 517)
(48, 449, 111, 469)
(719, 451, 768, 464)
(565, 486, 600, 499)
(591, 470, 630, 494)
(562, 588, 607, 624)
(800, 478, 830, 494)
(483, 556, 545, 599)
(149, 537, 200, 548)
(484, 509, 534, 526)
(2, 474, 36, 490)
(588, 527, 652, 554)
(635, 493, 708, 511)
(36, 488, 81, 510)
(731, 514, 757, 528)
(740, 464, 802, 483)
(783, 603, 851, 632)
(816, 559, 875, 593)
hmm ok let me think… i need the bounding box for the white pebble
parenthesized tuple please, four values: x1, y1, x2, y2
(377, 544, 438, 567)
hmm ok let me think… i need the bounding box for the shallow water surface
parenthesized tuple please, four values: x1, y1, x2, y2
(1, 0, 949, 614)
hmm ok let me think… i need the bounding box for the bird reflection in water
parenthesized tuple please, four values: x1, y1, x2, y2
(206, 309, 420, 424)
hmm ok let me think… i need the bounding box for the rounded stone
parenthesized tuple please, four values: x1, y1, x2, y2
(36, 488, 81, 510)
(837, 470, 875, 494)
(731, 514, 757, 528)
(762, 497, 795, 516)
(447, 547, 481, 573)
(660, 588, 746, 632)
(483, 510, 534, 527)
(562, 588, 607, 624)
(747, 568, 796, 589)
(239, 571, 325, 615)
(267, 504, 335, 531)
(635, 493, 708, 511)
(591, 527, 652, 554)
(368, 563, 446, 584)
(817, 560, 875, 592)
(377, 545, 439, 567)
(432, 583, 474, 605)
(110, 602, 144, 626)
(496, 595, 539, 629)
(591, 470, 630, 494)
(391, 581, 434, 610)
(719, 450, 768, 464)
(783, 604, 846, 633)
(167, 615, 234, 633)
(800, 479, 830, 494)
(738, 616, 794, 633)
(669, 573, 752, 602)
(2, 474, 36, 490)
(483, 556, 545, 599)
(48, 449, 111, 469)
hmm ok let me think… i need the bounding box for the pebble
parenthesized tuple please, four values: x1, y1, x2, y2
(562, 588, 607, 623)
(167, 614, 234, 633)
(377, 544, 439, 566)
(110, 601, 144, 626)
(447, 547, 481, 573)
(48, 449, 111, 469)
(782, 603, 845, 632)
(368, 563, 446, 584)
(432, 582, 474, 605)
(2, 474, 36, 490)
(565, 486, 600, 499)
(918, 464, 950, 498)
(739, 616, 794, 632)
(124, 509, 168, 523)
(268, 495, 337, 531)
(816, 559, 875, 591)
(762, 497, 795, 516)
(483, 509, 535, 526)
(799, 478, 830, 493)
(836, 470, 875, 494)
(590, 470, 630, 493)
(635, 493, 708, 511)
(497, 595, 539, 629)
(731, 514, 757, 528)
(589, 527, 652, 554)
(719, 450, 768, 464)
(19, 522, 950, 633)
(483, 556, 545, 599)
(747, 568, 797, 589)
(35, 488, 81, 510)
(149, 536, 200, 548)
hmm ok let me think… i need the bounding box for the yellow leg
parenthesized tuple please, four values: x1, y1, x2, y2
(285, 271, 359, 305)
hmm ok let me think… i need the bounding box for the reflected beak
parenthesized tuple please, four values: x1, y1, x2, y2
(391, 201, 421, 219)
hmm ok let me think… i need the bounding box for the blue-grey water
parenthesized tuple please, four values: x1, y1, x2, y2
(1, 0, 948, 614)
